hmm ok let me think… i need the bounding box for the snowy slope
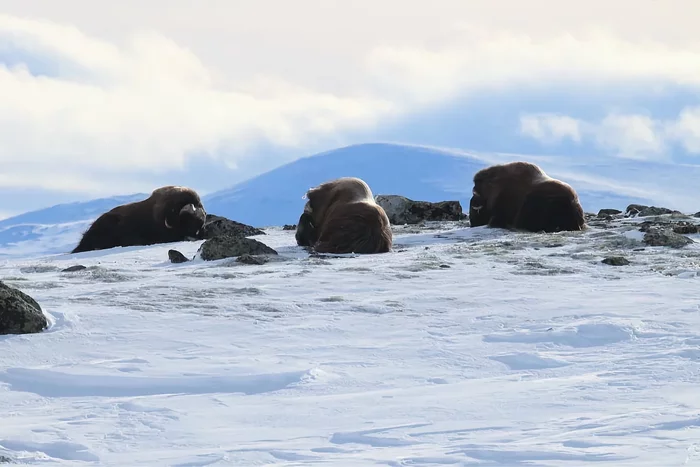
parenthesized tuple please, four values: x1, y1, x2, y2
(0, 142, 669, 259)
(1, 218, 700, 465)
(0, 194, 148, 259)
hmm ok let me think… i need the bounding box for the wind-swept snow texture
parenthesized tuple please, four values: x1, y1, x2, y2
(1, 218, 700, 465)
(0, 142, 677, 259)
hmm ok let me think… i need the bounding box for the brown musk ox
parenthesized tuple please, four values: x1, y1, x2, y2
(294, 177, 392, 254)
(71, 186, 207, 253)
(469, 161, 585, 233)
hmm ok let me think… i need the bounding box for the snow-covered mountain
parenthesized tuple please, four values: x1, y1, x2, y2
(1, 141, 698, 259)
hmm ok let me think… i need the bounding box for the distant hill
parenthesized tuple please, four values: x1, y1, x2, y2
(2, 141, 691, 258)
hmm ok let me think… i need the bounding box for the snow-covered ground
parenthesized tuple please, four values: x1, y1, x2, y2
(2, 217, 700, 466)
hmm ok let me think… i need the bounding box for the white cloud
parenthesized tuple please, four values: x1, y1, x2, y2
(1, 4, 700, 195)
(665, 107, 700, 154)
(519, 114, 582, 145)
(521, 109, 700, 160)
(594, 114, 667, 160)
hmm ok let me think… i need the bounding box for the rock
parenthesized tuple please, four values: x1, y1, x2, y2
(236, 254, 270, 265)
(282, 224, 296, 231)
(198, 236, 278, 261)
(0, 455, 12, 463)
(168, 249, 189, 263)
(597, 208, 622, 217)
(0, 281, 48, 335)
(198, 214, 265, 240)
(61, 265, 86, 272)
(672, 222, 699, 235)
(642, 227, 694, 248)
(601, 256, 630, 266)
(694, 212, 700, 218)
(374, 195, 466, 225)
(625, 204, 680, 218)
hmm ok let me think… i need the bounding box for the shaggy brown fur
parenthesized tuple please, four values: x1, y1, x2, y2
(71, 186, 207, 253)
(295, 177, 392, 254)
(469, 161, 585, 233)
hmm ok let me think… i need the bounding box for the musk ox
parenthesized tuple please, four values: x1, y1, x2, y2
(71, 186, 207, 253)
(469, 161, 585, 233)
(295, 177, 392, 254)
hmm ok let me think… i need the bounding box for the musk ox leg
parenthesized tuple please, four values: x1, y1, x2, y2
(515, 182, 585, 233)
(295, 212, 318, 247)
(314, 203, 392, 254)
(485, 191, 523, 230)
(71, 212, 124, 253)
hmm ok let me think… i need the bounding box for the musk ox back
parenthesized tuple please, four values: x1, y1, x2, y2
(295, 177, 392, 254)
(71, 185, 207, 253)
(469, 161, 585, 233)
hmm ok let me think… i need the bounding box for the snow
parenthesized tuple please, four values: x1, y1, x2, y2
(2, 217, 700, 465)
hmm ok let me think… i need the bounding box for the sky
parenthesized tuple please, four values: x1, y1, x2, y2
(0, 0, 699, 218)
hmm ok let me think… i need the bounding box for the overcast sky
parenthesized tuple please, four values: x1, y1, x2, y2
(0, 0, 699, 217)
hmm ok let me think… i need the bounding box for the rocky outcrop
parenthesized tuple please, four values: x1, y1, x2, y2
(641, 226, 694, 248)
(601, 256, 630, 266)
(625, 204, 681, 218)
(168, 249, 189, 263)
(197, 214, 265, 240)
(282, 224, 296, 231)
(197, 236, 278, 261)
(597, 208, 622, 218)
(374, 195, 466, 225)
(0, 281, 48, 335)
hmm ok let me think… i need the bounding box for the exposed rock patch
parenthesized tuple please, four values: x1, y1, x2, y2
(236, 254, 271, 265)
(672, 222, 699, 235)
(642, 227, 694, 248)
(598, 208, 622, 217)
(198, 236, 278, 261)
(0, 281, 48, 335)
(602, 256, 630, 266)
(62, 265, 87, 272)
(168, 249, 190, 263)
(375, 195, 466, 225)
(625, 204, 681, 218)
(197, 214, 265, 240)
(282, 224, 296, 231)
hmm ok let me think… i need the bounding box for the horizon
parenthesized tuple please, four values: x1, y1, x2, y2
(0, 1, 699, 218)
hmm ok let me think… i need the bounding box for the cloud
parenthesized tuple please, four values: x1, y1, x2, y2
(519, 114, 582, 145)
(0, 14, 397, 193)
(520, 108, 700, 160)
(1, 8, 700, 196)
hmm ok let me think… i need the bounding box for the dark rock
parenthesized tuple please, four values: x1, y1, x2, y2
(282, 224, 296, 231)
(198, 236, 278, 261)
(602, 256, 630, 266)
(236, 254, 270, 265)
(642, 227, 694, 248)
(61, 265, 87, 272)
(672, 222, 699, 235)
(0, 455, 12, 463)
(598, 208, 622, 217)
(198, 214, 265, 240)
(0, 281, 48, 335)
(168, 249, 189, 263)
(375, 195, 467, 225)
(625, 204, 680, 218)
(694, 212, 700, 218)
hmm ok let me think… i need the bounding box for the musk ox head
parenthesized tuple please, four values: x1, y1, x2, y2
(153, 186, 207, 237)
(468, 189, 489, 227)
